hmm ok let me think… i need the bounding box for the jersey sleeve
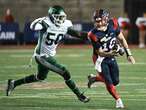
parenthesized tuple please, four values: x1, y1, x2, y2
(88, 31, 101, 49)
(112, 18, 121, 36)
(64, 20, 73, 28)
(30, 17, 44, 31)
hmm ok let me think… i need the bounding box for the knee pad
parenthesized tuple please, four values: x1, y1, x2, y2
(62, 68, 71, 80)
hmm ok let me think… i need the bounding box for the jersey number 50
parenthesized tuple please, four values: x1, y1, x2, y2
(46, 32, 64, 45)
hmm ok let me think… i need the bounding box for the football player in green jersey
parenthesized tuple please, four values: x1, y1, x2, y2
(6, 5, 89, 103)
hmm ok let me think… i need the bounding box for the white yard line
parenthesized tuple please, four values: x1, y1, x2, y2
(85, 109, 114, 110)
(9, 54, 86, 58)
(1, 94, 146, 102)
(121, 77, 146, 80)
(89, 82, 145, 89)
(0, 50, 32, 53)
(119, 62, 146, 65)
(7, 54, 146, 65)
(10, 54, 32, 58)
(1, 62, 145, 69)
(0, 65, 35, 69)
(120, 83, 145, 86)
(135, 89, 146, 93)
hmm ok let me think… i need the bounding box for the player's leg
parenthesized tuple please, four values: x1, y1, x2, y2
(110, 60, 119, 86)
(105, 83, 124, 108)
(35, 55, 89, 103)
(6, 57, 49, 96)
(102, 62, 120, 99)
(87, 55, 105, 88)
(101, 61, 120, 99)
(63, 68, 89, 103)
(87, 73, 105, 88)
(109, 60, 124, 108)
(14, 64, 48, 87)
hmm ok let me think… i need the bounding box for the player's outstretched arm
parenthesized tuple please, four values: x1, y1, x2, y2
(67, 27, 88, 40)
(117, 32, 135, 64)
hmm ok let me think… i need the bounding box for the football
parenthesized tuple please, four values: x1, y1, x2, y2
(112, 41, 125, 56)
(118, 47, 125, 56)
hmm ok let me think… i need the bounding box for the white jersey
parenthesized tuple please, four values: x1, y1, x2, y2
(136, 17, 146, 27)
(30, 16, 73, 57)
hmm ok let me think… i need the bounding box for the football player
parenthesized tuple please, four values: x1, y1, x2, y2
(6, 5, 89, 103)
(136, 13, 146, 48)
(118, 16, 131, 41)
(87, 9, 135, 108)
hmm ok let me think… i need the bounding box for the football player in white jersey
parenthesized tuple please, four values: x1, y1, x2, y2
(136, 13, 146, 48)
(118, 17, 130, 41)
(6, 5, 89, 103)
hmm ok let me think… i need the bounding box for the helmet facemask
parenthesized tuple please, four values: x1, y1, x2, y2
(51, 12, 66, 26)
(93, 9, 110, 30)
(48, 5, 67, 26)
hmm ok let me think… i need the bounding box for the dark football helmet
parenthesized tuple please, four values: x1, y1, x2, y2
(93, 9, 110, 28)
(48, 5, 66, 26)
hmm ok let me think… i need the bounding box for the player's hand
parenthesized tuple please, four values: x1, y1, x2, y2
(127, 56, 135, 64)
(110, 50, 118, 57)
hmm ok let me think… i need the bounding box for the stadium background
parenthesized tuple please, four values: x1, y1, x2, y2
(0, 0, 124, 29)
(0, 0, 146, 45)
(0, 0, 146, 110)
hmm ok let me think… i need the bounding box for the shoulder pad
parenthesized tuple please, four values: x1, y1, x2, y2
(30, 17, 45, 30)
(88, 31, 98, 42)
(63, 20, 73, 28)
(42, 17, 53, 26)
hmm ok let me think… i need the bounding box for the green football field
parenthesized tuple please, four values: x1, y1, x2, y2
(0, 45, 146, 110)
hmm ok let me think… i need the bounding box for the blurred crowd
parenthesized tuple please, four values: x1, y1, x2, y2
(1, 8, 146, 48)
(4, 8, 15, 23)
(118, 13, 146, 48)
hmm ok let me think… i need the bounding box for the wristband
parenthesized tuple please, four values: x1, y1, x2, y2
(124, 48, 132, 56)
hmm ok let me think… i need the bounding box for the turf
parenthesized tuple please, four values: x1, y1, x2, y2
(0, 46, 146, 110)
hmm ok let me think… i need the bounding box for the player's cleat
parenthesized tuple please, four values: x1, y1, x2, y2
(78, 93, 90, 103)
(6, 79, 15, 96)
(116, 98, 124, 109)
(87, 74, 97, 88)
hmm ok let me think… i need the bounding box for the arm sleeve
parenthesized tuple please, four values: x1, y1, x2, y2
(67, 27, 88, 40)
(112, 18, 121, 36)
(88, 31, 101, 49)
